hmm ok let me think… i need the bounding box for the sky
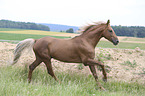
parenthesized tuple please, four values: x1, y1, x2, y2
(0, 0, 145, 26)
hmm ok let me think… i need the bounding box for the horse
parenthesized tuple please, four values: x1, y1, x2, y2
(11, 20, 119, 90)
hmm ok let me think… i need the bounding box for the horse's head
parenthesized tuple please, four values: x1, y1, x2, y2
(102, 20, 119, 45)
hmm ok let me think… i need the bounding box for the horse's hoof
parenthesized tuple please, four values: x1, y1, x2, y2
(100, 87, 106, 91)
(27, 79, 31, 83)
(103, 78, 107, 82)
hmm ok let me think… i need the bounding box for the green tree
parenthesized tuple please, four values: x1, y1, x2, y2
(0, 19, 50, 31)
(66, 28, 74, 33)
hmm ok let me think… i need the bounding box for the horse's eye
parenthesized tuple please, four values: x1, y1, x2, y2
(109, 30, 112, 32)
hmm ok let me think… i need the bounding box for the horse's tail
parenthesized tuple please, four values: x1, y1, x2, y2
(10, 39, 36, 65)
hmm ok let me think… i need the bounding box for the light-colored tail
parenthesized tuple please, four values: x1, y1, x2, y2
(11, 39, 35, 65)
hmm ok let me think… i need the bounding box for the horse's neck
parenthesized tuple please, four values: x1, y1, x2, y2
(80, 26, 105, 48)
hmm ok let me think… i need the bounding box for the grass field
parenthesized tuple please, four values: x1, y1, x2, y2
(0, 28, 27, 31)
(0, 66, 145, 96)
(0, 32, 69, 41)
(97, 41, 145, 50)
(121, 37, 145, 42)
(0, 28, 145, 50)
(0, 28, 75, 37)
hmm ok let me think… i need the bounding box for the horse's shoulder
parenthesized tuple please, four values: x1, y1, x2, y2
(75, 39, 95, 56)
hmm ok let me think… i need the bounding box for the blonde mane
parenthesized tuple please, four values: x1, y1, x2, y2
(80, 21, 106, 33)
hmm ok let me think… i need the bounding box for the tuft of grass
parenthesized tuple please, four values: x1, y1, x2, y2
(128, 51, 133, 54)
(0, 66, 145, 96)
(120, 60, 137, 68)
(96, 50, 113, 63)
(77, 64, 84, 70)
(140, 53, 144, 56)
(139, 68, 145, 75)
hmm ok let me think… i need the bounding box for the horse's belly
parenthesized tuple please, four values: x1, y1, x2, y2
(51, 51, 82, 63)
(54, 57, 82, 63)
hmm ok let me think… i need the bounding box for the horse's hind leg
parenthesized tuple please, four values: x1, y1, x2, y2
(33, 44, 59, 82)
(28, 57, 42, 83)
(39, 48, 58, 82)
(43, 59, 58, 81)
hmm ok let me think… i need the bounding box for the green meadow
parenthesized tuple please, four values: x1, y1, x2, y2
(0, 66, 145, 96)
(0, 32, 69, 41)
(97, 41, 145, 50)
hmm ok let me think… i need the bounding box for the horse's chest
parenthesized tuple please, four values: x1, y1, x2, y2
(83, 50, 95, 58)
(79, 46, 95, 57)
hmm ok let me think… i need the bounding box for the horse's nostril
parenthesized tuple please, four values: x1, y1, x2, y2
(113, 40, 119, 45)
(116, 40, 119, 43)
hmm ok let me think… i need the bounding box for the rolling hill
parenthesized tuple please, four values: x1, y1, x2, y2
(40, 23, 79, 32)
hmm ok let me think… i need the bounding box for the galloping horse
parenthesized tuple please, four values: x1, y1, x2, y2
(11, 20, 119, 90)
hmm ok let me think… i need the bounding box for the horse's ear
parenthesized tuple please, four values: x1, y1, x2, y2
(106, 19, 110, 26)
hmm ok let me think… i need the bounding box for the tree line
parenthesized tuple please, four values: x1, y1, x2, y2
(112, 26, 145, 38)
(0, 20, 50, 31)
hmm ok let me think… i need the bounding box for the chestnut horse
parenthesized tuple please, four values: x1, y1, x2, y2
(11, 20, 119, 90)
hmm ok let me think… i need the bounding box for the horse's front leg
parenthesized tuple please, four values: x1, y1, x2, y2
(84, 59, 107, 82)
(89, 65, 106, 90)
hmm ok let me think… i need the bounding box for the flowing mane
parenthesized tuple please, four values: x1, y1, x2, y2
(80, 21, 106, 33)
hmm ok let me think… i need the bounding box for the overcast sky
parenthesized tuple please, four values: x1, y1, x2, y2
(0, 0, 145, 26)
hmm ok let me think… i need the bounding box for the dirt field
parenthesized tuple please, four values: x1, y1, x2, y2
(0, 42, 145, 84)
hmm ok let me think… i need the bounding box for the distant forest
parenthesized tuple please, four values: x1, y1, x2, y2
(0, 20, 50, 31)
(112, 26, 145, 38)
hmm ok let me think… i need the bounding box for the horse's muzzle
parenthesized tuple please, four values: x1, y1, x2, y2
(113, 39, 119, 45)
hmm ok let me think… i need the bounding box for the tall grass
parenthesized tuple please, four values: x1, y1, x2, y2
(0, 66, 145, 96)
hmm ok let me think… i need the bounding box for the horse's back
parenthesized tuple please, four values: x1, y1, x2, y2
(34, 36, 58, 50)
